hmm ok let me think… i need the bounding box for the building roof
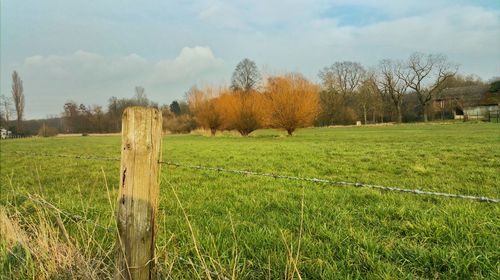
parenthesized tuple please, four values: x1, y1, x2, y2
(436, 85, 500, 106)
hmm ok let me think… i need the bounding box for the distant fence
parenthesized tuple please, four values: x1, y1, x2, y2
(485, 110, 500, 123)
(463, 109, 500, 122)
(2, 107, 500, 280)
(0, 134, 33, 140)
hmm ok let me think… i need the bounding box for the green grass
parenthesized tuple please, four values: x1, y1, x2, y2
(1, 122, 499, 279)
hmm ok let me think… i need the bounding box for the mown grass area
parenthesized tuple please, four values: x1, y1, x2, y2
(1, 122, 499, 279)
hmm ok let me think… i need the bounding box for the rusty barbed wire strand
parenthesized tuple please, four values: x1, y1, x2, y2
(3, 151, 499, 203)
(161, 161, 500, 203)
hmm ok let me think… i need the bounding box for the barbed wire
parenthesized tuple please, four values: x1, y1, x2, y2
(160, 161, 500, 203)
(5, 151, 121, 162)
(3, 151, 499, 203)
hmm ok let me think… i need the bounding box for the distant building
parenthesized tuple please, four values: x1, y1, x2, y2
(1, 128, 12, 139)
(434, 85, 500, 120)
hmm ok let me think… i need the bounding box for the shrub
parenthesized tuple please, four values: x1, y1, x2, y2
(163, 115, 197, 134)
(187, 86, 224, 136)
(37, 124, 58, 137)
(489, 80, 500, 92)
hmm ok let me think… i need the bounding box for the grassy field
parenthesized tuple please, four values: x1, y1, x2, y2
(1, 122, 499, 279)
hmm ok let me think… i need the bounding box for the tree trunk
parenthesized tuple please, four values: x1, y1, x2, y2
(287, 128, 295, 136)
(363, 104, 367, 125)
(423, 110, 428, 122)
(239, 130, 249, 137)
(210, 128, 216, 136)
(16, 117, 22, 134)
(396, 106, 402, 123)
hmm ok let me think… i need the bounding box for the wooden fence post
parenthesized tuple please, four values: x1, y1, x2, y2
(116, 107, 163, 280)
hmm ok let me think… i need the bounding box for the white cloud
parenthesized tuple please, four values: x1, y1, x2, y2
(312, 5, 500, 59)
(197, 2, 248, 30)
(195, 0, 329, 30)
(152, 46, 224, 83)
(20, 46, 223, 84)
(13, 47, 224, 118)
(22, 50, 150, 83)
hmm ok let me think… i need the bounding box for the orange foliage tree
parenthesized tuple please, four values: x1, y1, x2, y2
(187, 85, 224, 136)
(218, 89, 267, 136)
(265, 74, 320, 135)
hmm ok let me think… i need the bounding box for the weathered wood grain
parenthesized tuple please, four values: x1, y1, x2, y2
(115, 107, 162, 280)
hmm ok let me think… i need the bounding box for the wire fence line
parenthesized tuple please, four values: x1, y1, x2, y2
(5, 151, 121, 162)
(3, 151, 500, 204)
(160, 161, 500, 203)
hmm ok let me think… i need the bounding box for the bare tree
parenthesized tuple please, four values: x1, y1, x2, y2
(318, 61, 366, 98)
(444, 74, 484, 88)
(378, 59, 408, 123)
(398, 53, 457, 121)
(318, 61, 366, 124)
(134, 86, 149, 106)
(231, 58, 261, 92)
(358, 72, 381, 124)
(135, 86, 145, 95)
(0, 94, 14, 127)
(11, 71, 25, 132)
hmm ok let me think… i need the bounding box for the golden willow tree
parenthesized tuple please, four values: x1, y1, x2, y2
(187, 85, 224, 136)
(218, 89, 267, 136)
(265, 74, 320, 135)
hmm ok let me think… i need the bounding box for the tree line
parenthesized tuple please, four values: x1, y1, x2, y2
(1, 52, 494, 136)
(1, 71, 25, 135)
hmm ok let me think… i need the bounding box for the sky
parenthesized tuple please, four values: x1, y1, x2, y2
(1, 0, 499, 119)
